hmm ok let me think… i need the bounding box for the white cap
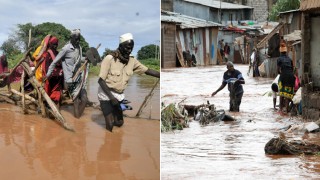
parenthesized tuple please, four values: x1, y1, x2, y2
(71, 29, 81, 35)
(119, 33, 133, 43)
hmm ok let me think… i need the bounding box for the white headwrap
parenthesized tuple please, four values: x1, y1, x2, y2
(71, 29, 81, 36)
(119, 33, 133, 44)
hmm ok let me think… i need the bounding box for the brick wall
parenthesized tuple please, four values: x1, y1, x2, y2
(162, 23, 177, 68)
(247, 0, 269, 22)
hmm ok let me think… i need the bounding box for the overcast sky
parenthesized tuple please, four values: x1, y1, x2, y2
(0, 0, 160, 57)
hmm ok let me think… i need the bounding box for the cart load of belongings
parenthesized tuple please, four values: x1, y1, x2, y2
(194, 101, 235, 126)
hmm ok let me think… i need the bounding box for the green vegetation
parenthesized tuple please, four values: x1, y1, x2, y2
(2, 22, 160, 77)
(161, 103, 189, 132)
(1, 22, 89, 56)
(7, 53, 24, 68)
(88, 65, 101, 76)
(140, 58, 160, 71)
(137, 44, 159, 60)
(269, 0, 300, 21)
(89, 58, 160, 76)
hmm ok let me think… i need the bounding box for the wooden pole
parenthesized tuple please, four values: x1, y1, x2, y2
(10, 89, 36, 103)
(20, 61, 74, 131)
(135, 79, 159, 118)
(71, 44, 101, 82)
(21, 71, 26, 114)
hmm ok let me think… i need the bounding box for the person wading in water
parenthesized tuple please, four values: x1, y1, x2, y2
(211, 61, 245, 112)
(97, 33, 160, 132)
(277, 43, 295, 114)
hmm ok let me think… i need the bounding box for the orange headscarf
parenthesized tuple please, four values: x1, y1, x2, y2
(279, 43, 287, 52)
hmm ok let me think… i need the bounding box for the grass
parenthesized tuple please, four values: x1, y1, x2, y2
(8, 54, 24, 68)
(139, 58, 160, 71)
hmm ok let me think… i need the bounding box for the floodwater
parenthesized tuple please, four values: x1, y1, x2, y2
(161, 65, 320, 179)
(0, 74, 160, 180)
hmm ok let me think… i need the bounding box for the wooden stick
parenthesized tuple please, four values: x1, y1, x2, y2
(71, 44, 101, 82)
(135, 79, 159, 117)
(0, 93, 15, 104)
(10, 89, 36, 103)
(33, 79, 46, 117)
(0, 49, 32, 81)
(20, 61, 74, 131)
(21, 71, 26, 114)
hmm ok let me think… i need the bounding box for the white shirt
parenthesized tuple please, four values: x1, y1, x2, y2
(272, 75, 280, 98)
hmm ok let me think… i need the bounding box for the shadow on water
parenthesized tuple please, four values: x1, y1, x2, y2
(0, 74, 160, 180)
(161, 65, 320, 179)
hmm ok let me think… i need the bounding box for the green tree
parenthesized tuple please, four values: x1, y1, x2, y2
(0, 38, 21, 56)
(1, 22, 90, 57)
(269, 0, 300, 21)
(137, 44, 159, 60)
(101, 48, 115, 59)
(33, 22, 89, 52)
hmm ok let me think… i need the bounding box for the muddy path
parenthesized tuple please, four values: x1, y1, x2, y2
(0, 75, 160, 180)
(161, 65, 320, 179)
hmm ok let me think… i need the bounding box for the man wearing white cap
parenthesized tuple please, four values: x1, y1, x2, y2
(45, 29, 89, 118)
(98, 33, 160, 132)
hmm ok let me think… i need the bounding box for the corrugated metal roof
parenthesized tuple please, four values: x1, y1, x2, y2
(300, 0, 320, 11)
(284, 30, 301, 42)
(184, 0, 253, 9)
(161, 10, 222, 29)
(279, 9, 300, 15)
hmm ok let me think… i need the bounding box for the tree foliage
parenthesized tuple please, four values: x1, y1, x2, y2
(0, 38, 21, 56)
(269, 0, 300, 21)
(0, 22, 89, 57)
(137, 44, 159, 60)
(101, 48, 115, 59)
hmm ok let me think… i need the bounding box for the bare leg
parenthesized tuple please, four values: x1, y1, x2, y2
(114, 105, 124, 127)
(78, 89, 88, 116)
(285, 98, 290, 113)
(74, 98, 80, 118)
(279, 96, 284, 112)
(104, 114, 114, 132)
(73, 89, 88, 118)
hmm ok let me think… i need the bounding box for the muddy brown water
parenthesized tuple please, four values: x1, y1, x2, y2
(0, 74, 160, 180)
(161, 65, 320, 179)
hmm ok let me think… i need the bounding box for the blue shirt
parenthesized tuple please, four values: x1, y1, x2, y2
(222, 69, 244, 95)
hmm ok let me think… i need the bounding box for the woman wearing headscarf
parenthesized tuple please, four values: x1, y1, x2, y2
(42, 36, 63, 107)
(277, 43, 295, 113)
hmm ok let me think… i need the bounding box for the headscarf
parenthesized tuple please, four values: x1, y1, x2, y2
(49, 36, 58, 45)
(279, 43, 287, 52)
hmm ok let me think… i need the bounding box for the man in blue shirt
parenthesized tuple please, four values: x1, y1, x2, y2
(211, 61, 245, 112)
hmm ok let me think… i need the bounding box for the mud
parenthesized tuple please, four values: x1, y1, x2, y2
(161, 65, 320, 179)
(0, 74, 160, 180)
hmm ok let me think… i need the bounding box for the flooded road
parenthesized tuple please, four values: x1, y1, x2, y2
(161, 65, 320, 179)
(0, 74, 160, 180)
